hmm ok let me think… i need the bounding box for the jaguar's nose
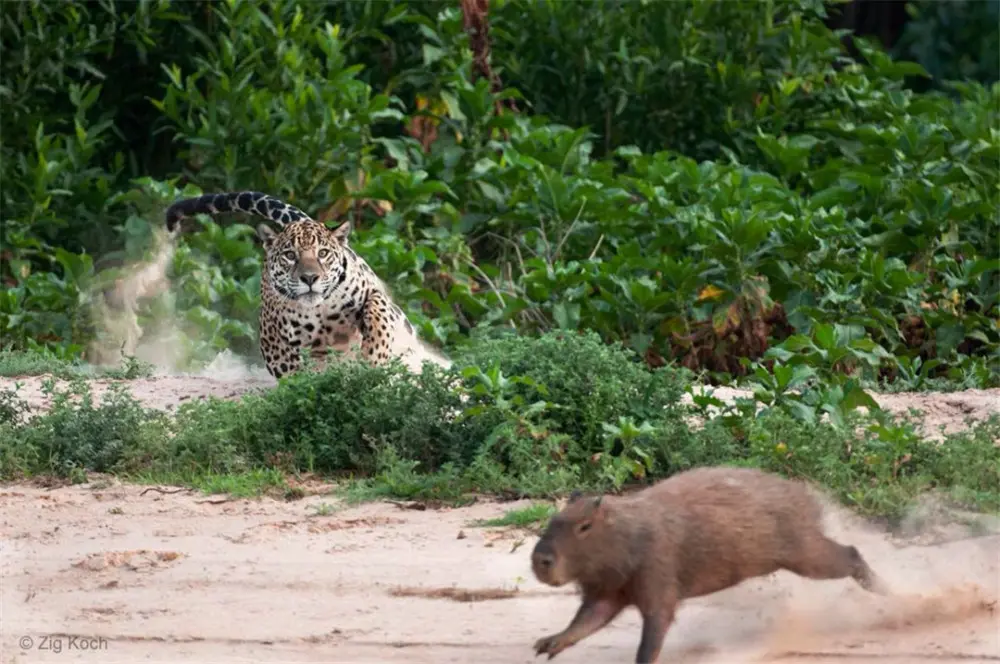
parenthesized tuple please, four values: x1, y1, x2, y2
(300, 273, 319, 287)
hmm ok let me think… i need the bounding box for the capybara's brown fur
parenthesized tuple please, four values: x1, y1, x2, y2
(529, 466, 888, 663)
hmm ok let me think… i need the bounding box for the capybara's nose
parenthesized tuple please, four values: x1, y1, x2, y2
(533, 552, 555, 570)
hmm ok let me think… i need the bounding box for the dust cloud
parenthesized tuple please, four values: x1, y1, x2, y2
(85, 228, 271, 381)
(86, 226, 183, 371)
(733, 491, 1000, 663)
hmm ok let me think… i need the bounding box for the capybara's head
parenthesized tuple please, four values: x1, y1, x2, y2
(531, 491, 608, 587)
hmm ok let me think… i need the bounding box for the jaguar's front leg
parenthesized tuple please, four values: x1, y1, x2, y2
(359, 290, 395, 367)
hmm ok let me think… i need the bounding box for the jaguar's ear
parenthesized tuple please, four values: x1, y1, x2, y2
(329, 220, 351, 245)
(257, 224, 277, 249)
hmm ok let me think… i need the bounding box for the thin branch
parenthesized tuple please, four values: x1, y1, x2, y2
(588, 234, 605, 260)
(465, 257, 506, 308)
(553, 197, 587, 263)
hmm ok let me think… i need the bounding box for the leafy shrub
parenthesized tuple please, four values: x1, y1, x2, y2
(2, 333, 997, 522)
(742, 408, 1000, 517)
(152, 332, 692, 492)
(1, 380, 169, 478)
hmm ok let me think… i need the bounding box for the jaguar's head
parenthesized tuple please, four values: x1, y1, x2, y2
(258, 220, 352, 303)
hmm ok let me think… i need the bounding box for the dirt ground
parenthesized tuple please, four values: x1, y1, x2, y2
(2, 370, 999, 663)
(1, 480, 998, 664)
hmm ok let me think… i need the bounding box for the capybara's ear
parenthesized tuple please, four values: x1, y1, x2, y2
(567, 490, 585, 504)
(579, 494, 604, 518)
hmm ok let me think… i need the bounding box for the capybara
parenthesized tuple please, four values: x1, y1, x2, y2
(530, 466, 888, 663)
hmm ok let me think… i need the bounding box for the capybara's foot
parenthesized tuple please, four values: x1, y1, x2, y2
(534, 633, 572, 660)
(849, 546, 891, 595)
(855, 565, 892, 595)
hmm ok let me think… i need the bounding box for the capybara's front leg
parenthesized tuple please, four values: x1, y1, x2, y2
(534, 594, 626, 660)
(635, 597, 678, 663)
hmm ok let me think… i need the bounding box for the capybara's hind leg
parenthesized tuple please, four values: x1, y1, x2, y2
(844, 544, 890, 595)
(784, 534, 889, 595)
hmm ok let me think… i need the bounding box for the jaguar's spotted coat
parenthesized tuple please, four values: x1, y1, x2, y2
(166, 191, 449, 378)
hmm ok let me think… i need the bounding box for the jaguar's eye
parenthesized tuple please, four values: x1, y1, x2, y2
(318, 248, 330, 259)
(282, 250, 296, 262)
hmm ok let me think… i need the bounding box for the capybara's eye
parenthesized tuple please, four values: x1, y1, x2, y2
(577, 521, 592, 534)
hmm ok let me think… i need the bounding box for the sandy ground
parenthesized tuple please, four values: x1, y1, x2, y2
(1, 481, 998, 664)
(2, 371, 999, 662)
(687, 386, 1000, 441)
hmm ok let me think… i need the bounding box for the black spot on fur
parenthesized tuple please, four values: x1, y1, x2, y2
(304, 323, 315, 332)
(211, 194, 230, 211)
(237, 192, 253, 211)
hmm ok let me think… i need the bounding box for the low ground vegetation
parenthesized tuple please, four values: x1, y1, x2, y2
(1, 334, 997, 524)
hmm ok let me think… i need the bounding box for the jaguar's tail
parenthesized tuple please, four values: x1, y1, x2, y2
(165, 191, 312, 232)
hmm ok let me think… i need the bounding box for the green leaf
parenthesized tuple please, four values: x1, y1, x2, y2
(439, 91, 465, 122)
(786, 400, 817, 424)
(841, 385, 879, 413)
(552, 302, 580, 330)
(422, 44, 446, 65)
(935, 323, 965, 356)
(780, 335, 815, 353)
(813, 324, 836, 351)
(476, 182, 505, 206)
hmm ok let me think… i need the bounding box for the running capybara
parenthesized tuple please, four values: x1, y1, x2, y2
(530, 466, 888, 663)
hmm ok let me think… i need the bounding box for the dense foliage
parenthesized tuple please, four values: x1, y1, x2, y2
(2, 0, 998, 393)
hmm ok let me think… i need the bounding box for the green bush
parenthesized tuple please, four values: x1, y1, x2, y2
(139, 331, 693, 491)
(0, 379, 170, 478)
(2, 333, 998, 521)
(740, 408, 1000, 516)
